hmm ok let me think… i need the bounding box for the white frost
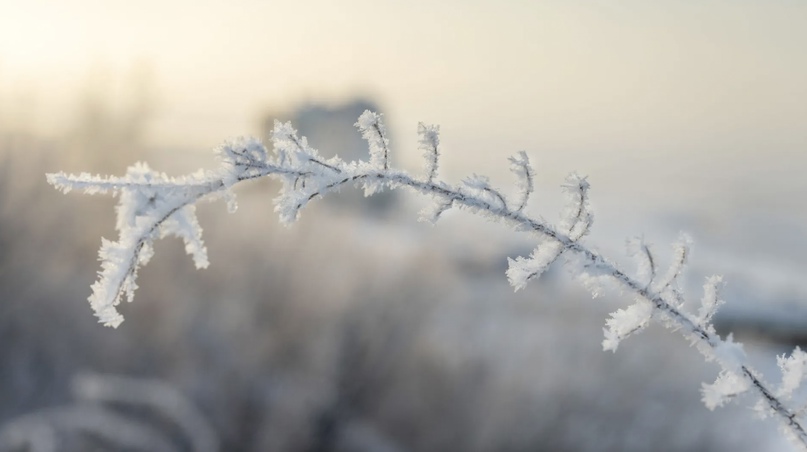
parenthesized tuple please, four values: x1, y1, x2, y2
(702, 370, 751, 410)
(778, 347, 807, 399)
(417, 122, 440, 183)
(355, 110, 390, 170)
(602, 300, 653, 352)
(506, 240, 564, 291)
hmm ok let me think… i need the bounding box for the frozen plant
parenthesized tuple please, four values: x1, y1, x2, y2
(72, 373, 218, 452)
(47, 111, 807, 449)
(0, 373, 215, 452)
(0, 405, 176, 452)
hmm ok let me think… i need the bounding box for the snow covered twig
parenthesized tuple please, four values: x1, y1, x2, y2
(47, 111, 807, 449)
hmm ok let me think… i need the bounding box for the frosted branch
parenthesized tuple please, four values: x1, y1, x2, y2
(48, 110, 807, 450)
(462, 174, 507, 210)
(508, 151, 534, 213)
(418, 196, 453, 225)
(778, 348, 807, 400)
(602, 299, 653, 352)
(559, 173, 593, 240)
(355, 110, 390, 171)
(627, 237, 656, 288)
(418, 122, 440, 183)
(652, 232, 692, 293)
(702, 370, 751, 410)
(506, 240, 564, 291)
(696, 275, 725, 327)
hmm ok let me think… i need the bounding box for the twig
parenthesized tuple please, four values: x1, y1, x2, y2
(47, 111, 807, 450)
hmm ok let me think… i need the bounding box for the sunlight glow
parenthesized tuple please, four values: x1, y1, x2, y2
(2, 0, 806, 195)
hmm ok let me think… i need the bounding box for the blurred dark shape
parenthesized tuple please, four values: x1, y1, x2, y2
(259, 99, 398, 216)
(714, 295, 807, 348)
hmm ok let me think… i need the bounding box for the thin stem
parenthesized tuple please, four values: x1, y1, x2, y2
(373, 123, 389, 171)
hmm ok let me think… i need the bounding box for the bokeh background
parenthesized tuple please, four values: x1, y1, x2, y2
(1, 1, 807, 450)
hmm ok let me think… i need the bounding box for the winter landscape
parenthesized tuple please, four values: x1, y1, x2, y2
(2, 1, 807, 451)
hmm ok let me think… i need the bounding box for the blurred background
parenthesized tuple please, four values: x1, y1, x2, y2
(1, 0, 807, 450)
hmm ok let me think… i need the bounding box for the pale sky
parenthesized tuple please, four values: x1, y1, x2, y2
(2, 0, 806, 208)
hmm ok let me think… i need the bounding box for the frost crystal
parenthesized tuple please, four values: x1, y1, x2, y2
(461, 174, 507, 209)
(711, 334, 747, 373)
(418, 197, 453, 225)
(778, 347, 807, 399)
(85, 162, 216, 327)
(506, 240, 564, 291)
(559, 173, 592, 240)
(160, 205, 209, 269)
(696, 275, 724, 326)
(626, 237, 656, 287)
(355, 110, 390, 170)
(652, 232, 692, 293)
(602, 300, 653, 352)
(572, 253, 617, 299)
(418, 122, 440, 183)
(49, 158, 222, 326)
(702, 370, 751, 410)
(508, 151, 533, 213)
